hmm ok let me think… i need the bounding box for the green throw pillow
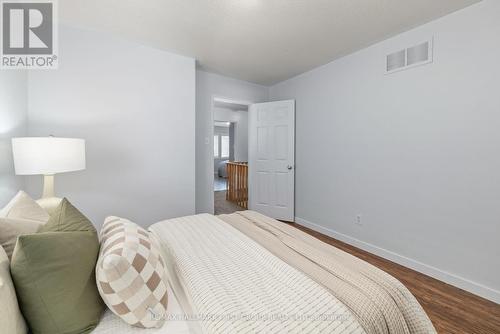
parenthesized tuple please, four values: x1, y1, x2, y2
(39, 198, 95, 233)
(10, 198, 104, 334)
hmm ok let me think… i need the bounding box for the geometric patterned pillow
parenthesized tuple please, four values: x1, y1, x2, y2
(96, 217, 168, 328)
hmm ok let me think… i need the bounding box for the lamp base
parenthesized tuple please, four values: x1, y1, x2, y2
(42, 174, 55, 198)
(36, 197, 62, 215)
(37, 174, 61, 214)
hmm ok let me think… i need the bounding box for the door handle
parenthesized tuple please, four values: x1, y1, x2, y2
(287, 165, 293, 170)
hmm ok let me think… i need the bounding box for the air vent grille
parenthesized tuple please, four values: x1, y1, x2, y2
(407, 42, 429, 66)
(387, 50, 406, 72)
(386, 39, 433, 74)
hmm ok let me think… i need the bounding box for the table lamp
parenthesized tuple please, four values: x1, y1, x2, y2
(12, 137, 86, 212)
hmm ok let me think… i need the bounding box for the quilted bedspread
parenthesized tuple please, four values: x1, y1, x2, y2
(149, 213, 365, 334)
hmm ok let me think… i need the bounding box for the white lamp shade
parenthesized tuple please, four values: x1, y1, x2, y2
(12, 137, 86, 175)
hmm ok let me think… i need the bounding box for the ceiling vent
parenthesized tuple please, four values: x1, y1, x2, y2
(386, 39, 433, 74)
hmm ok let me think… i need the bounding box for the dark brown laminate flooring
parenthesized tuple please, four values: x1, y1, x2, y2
(289, 223, 500, 334)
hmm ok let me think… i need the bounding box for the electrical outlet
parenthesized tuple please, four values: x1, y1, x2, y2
(355, 214, 363, 226)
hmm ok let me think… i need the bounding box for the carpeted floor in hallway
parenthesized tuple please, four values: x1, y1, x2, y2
(214, 190, 245, 215)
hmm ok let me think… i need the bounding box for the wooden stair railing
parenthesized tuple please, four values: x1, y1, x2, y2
(226, 162, 248, 209)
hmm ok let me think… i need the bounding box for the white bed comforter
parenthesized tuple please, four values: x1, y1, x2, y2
(148, 214, 365, 334)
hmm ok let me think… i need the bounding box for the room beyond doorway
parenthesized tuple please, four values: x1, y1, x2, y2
(212, 97, 250, 215)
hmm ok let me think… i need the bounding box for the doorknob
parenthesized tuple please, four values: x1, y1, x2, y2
(287, 165, 293, 170)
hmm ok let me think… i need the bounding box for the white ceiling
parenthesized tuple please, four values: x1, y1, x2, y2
(60, 0, 481, 85)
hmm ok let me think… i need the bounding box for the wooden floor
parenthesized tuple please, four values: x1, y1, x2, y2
(290, 223, 500, 334)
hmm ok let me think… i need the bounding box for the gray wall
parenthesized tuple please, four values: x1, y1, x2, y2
(196, 70, 268, 214)
(0, 72, 27, 207)
(26, 25, 196, 228)
(270, 0, 500, 303)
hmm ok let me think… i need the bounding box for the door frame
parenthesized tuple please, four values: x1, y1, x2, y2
(208, 95, 254, 214)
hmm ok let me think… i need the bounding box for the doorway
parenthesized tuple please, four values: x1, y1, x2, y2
(212, 98, 249, 215)
(206, 97, 296, 220)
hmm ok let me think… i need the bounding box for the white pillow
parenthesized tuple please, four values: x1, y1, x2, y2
(0, 191, 50, 223)
(0, 245, 28, 334)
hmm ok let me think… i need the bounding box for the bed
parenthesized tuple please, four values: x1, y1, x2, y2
(93, 285, 191, 334)
(144, 211, 436, 334)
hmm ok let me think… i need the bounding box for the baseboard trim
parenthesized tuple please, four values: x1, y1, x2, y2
(295, 216, 500, 305)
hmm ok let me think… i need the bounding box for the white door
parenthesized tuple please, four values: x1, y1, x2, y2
(248, 100, 295, 221)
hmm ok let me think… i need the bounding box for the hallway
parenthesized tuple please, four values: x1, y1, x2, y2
(214, 190, 244, 215)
